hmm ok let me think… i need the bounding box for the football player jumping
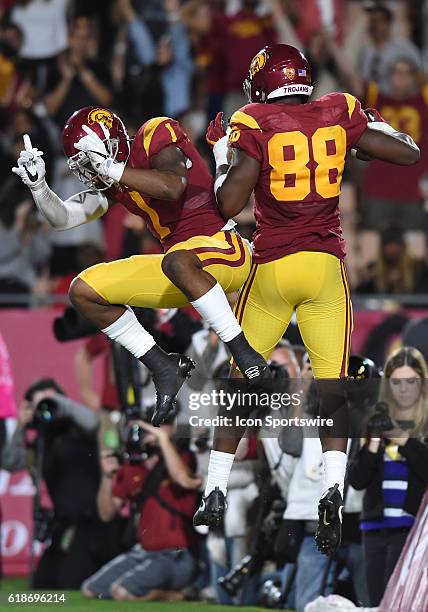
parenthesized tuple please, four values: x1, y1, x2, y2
(12, 108, 271, 426)
(193, 44, 419, 554)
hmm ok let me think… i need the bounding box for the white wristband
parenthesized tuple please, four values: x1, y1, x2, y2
(367, 121, 396, 136)
(104, 159, 125, 182)
(213, 135, 229, 168)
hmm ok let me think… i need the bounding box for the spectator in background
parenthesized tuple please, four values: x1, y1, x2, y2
(10, 0, 70, 91)
(262, 380, 368, 611)
(356, 228, 428, 295)
(115, 0, 193, 121)
(349, 346, 428, 606)
(181, 0, 227, 120)
(8, 108, 55, 181)
(218, 0, 276, 120)
(0, 22, 31, 116)
(359, 58, 428, 262)
(44, 18, 112, 128)
(82, 416, 201, 601)
(1, 377, 118, 589)
(358, 5, 421, 95)
(0, 136, 51, 305)
(269, 340, 301, 378)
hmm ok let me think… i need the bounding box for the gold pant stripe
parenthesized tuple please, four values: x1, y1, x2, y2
(234, 262, 258, 324)
(79, 232, 252, 310)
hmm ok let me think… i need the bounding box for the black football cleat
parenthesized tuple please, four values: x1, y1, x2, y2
(315, 483, 344, 556)
(193, 487, 226, 528)
(151, 354, 195, 427)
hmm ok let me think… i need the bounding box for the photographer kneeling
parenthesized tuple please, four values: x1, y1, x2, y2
(349, 346, 428, 607)
(1, 377, 103, 588)
(82, 411, 201, 601)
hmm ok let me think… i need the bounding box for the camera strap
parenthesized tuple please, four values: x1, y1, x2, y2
(133, 459, 193, 524)
(133, 459, 166, 510)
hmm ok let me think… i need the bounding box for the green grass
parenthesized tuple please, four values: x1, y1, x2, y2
(0, 578, 290, 611)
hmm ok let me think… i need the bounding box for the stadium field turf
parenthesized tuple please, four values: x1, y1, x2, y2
(1, 579, 292, 611)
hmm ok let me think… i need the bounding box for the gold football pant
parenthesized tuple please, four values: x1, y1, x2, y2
(79, 231, 251, 309)
(234, 251, 352, 378)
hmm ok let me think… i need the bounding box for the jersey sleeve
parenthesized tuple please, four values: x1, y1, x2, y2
(111, 467, 128, 500)
(112, 465, 146, 500)
(138, 117, 189, 160)
(227, 109, 264, 162)
(340, 93, 368, 149)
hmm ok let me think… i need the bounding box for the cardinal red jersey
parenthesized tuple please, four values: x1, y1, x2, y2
(362, 82, 428, 203)
(228, 93, 368, 263)
(109, 117, 225, 252)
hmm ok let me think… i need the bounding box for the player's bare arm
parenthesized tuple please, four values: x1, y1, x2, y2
(355, 125, 420, 165)
(73, 125, 188, 201)
(215, 148, 260, 218)
(120, 145, 188, 200)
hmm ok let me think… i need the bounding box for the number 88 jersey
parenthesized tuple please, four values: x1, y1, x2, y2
(228, 93, 368, 264)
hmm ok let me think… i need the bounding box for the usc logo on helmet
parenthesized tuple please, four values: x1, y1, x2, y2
(249, 50, 267, 78)
(87, 108, 113, 130)
(284, 67, 295, 80)
(228, 127, 241, 144)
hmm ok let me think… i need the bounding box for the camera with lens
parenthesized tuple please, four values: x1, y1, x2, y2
(115, 403, 169, 464)
(218, 486, 285, 599)
(32, 397, 58, 428)
(115, 422, 156, 464)
(218, 555, 253, 597)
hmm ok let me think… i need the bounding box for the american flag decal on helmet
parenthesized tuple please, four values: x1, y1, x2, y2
(298, 69, 307, 76)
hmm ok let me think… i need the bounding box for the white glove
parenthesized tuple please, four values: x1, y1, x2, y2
(74, 125, 125, 182)
(12, 134, 46, 189)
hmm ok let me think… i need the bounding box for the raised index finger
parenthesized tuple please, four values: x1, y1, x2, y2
(23, 134, 33, 151)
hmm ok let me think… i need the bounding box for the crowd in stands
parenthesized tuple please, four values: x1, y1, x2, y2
(0, 1, 427, 304)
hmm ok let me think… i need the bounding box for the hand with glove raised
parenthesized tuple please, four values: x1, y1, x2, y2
(207, 112, 234, 172)
(206, 112, 227, 148)
(74, 125, 125, 183)
(12, 134, 46, 189)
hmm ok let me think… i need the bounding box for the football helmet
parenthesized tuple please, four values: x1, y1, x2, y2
(62, 106, 130, 189)
(243, 44, 313, 103)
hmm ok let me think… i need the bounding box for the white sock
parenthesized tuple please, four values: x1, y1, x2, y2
(191, 283, 241, 342)
(204, 450, 235, 496)
(102, 307, 156, 359)
(322, 450, 346, 498)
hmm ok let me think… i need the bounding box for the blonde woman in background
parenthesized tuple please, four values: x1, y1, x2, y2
(349, 346, 428, 606)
